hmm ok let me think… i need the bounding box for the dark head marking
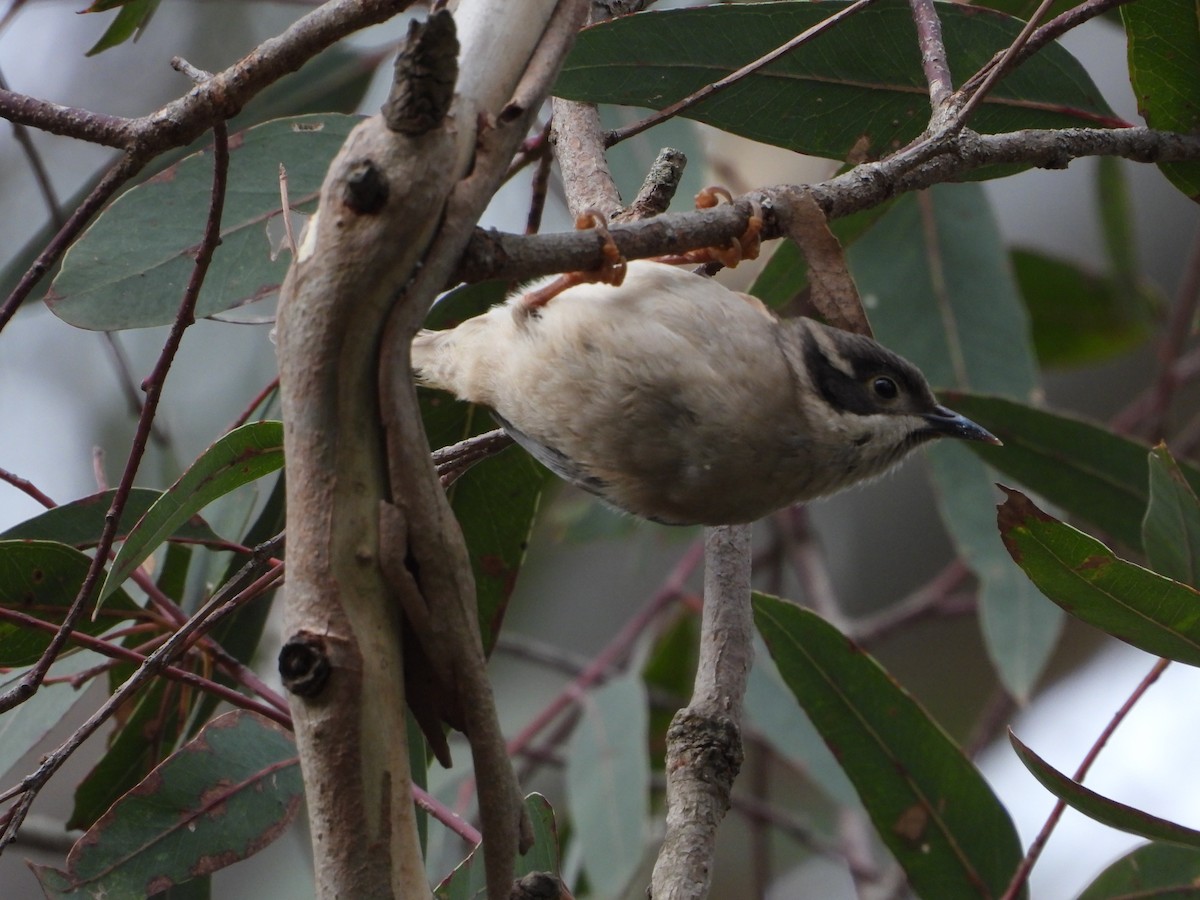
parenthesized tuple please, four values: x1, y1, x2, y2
(802, 327, 939, 418)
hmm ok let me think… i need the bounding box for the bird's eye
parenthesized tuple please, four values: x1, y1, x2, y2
(872, 376, 899, 400)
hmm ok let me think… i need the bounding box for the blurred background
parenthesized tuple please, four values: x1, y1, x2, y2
(0, 2, 1197, 897)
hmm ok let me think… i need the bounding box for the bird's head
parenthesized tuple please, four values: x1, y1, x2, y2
(789, 319, 999, 483)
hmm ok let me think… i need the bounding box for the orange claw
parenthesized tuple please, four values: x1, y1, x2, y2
(653, 187, 763, 269)
(517, 209, 628, 314)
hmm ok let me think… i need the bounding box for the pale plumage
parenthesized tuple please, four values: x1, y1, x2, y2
(413, 261, 996, 525)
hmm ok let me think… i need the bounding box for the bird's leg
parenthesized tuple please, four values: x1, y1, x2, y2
(653, 186, 763, 269)
(517, 209, 627, 314)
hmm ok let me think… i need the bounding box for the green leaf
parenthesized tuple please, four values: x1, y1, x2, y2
(434, 794, 562, 900)
(1011, 731, 1200, 848)
(754, 593, 1025, 899)
(851, 184, 1051, 698)
(421, 283, 549, 651)
(0, 651, 106, 781)
(0, 541, 140, 666)
(47, 114, 358, 331)
(84, 0, 161, 56)
(1122, 0, 1200, 202)
(0, 488, 224, 549)
(1013, 249, 1154, 367)
(557, 1, 1117, 162)
(1143, 446, 1200, 587)
(36, 711, 302, 899)
(565, 673, 650, 898)
(101, 421, 284, 603)
(947, 394, 1200, 551)
(1077, 842, 1200, 899)
(997, 487, 1200, 665)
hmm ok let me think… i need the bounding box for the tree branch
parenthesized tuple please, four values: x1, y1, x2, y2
(456, 126, 1200, 285)
(651, 525, 752, 900)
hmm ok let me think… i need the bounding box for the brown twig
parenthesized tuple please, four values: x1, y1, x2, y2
(605, 0, 880, 148)
(0, 606, 289, 727)
(0, 122, 230, 716)
(225, 376, 282, 432)
(1000, 657, 1172, 900)
(952, 0, 1059, 130)
(957, 0, 1140, 113)
(0, 465, 56, 509)
(908, 0, 953, 114)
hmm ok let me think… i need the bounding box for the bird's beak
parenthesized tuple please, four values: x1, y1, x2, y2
(922, 406, 1002, 445)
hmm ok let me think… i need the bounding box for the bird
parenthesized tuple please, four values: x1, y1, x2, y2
(412, 260, 999, 526)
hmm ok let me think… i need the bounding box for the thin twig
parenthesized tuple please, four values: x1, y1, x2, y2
(0, 64, 62, 227)
(0, 606, 289, 726)
(908, 0, 953, 115)
(226, 376, 282, 432)
(952, 0, 1058, 129)
(1000, 657, 1171, 900)
(605, 0, 880, 148)
(957, 0, 1139, 112)
(0, 466, 56, 508)
(0, 122, 230, 716)
(0, 152, 142, 334)
(101, 331, 173, 450)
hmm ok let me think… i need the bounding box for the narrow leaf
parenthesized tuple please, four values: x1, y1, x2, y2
(0, 488, 223, 548)
(1122, 0, 1200, 201)
(946, 393, 1200, 551)
(34, 711, 302, 898)
(48, 115, 358, 331)
(754, 593, 1025, 899)
(101, 421, 283, 602)
(1077, 842, 1200, 899)
(1143, 445, 1200, 587)
(557, 1, 1117, 162)
(0, 541, 139, 666)
(997, 487, 1200, 666)
(565, 674, 650, 898)
(1011, 732, 1200, 847)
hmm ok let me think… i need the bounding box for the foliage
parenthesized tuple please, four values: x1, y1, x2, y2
(1, 1, 1199, 898)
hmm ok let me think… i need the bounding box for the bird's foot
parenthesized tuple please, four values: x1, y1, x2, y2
(653, 186, 763, 269)
(517, 210, 627, 314)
